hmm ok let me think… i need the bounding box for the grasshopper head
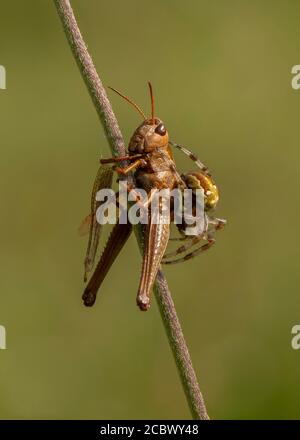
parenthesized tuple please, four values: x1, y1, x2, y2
(109, 82, 169, 153)
(128, 118, 169, 153)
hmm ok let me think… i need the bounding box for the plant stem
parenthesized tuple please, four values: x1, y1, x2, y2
(53, 0, 209, 420)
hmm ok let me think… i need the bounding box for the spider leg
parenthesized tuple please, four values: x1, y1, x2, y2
(169, 236, 187, 241)
(162, 216, 225, 264)
(162, 237, 215, 265)
(169, 141, 211, 176)
(163, 234, 203, 259)
(207, 217, 226, 231)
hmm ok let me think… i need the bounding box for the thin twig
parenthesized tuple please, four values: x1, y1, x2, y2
(53, 0, 209, 420)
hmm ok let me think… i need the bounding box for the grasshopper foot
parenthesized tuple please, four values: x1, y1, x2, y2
(137, 294, 151, 311)
(82, 289, 96, 307)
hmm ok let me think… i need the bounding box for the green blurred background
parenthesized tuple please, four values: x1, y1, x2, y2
(0, 0, 299, 419)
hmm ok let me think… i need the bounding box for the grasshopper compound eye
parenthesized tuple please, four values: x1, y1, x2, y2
(155, 123, 167, 136)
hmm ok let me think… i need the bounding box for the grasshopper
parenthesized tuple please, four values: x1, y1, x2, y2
(80, 83, 225, 311)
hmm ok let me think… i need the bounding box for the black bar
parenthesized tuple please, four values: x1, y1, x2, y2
(0, 420, 299, 438)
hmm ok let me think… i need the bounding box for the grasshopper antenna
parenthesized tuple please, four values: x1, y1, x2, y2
(108, 86, 146, 120)
(148, 81, 155, 125)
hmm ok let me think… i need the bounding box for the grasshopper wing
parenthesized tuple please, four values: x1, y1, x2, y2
(81, 164, 114, 282)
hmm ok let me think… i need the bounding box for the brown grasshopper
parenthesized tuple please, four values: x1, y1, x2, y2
(80, 83, 226, 311)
